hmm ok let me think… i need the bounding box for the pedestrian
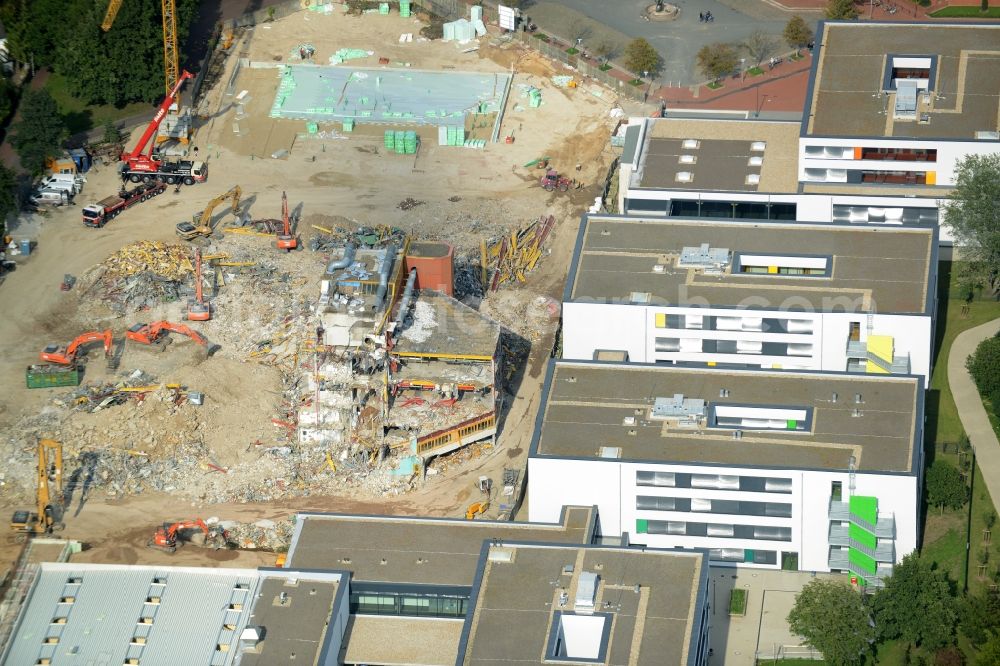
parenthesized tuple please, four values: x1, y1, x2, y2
(316, 324, 325, 345)
(699, 11, 704, 21)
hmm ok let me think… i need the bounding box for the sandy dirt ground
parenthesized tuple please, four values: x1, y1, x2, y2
(0, 7, 620, 572)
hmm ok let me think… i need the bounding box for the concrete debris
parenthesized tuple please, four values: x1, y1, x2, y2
(78, 241, 194, 312)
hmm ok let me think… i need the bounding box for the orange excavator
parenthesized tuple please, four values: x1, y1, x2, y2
(187, 249, 211, 321)
(276, 191, 298, 252)
(40, 330, 113, 365)
(148, 518, 229, 553)
(127, 321, 208, 348)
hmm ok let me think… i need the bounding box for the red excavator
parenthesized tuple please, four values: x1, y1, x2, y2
(275, 191, 298, 252)
(127, 321, 207, 347)
(40, 330, 113, 365)
(148, 519, 229, 553)
(187, 249, 211, 321)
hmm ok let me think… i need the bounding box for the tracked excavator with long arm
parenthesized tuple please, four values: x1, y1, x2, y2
(40, 330, 113, 366)
(148, 519, 229, 553)
(10, 440, 64, 540)
(176, 186, 242, 241)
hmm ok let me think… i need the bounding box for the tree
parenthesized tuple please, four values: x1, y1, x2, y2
(10, 89, 68, 175)
(3, 0, 200, 107)
(783, 15, 813, 53)
(925, 460, 968, 511)
(942, 154, 1000, 293)
(977, 634, 1000, 666)
(101, 118, 123, 146)
(826, 0, 859, 19)
(697, 43, 739, 83)
(787, 579, 874, 665)
(624, 38, 662, 77)
(593, 40, 621, 64)
(742, 29, 778, 66)
(966, 334, 1000, 398)
(567, 19, 593, 45)
(871, 553, 958, 651)
(0, 164, 18, 238)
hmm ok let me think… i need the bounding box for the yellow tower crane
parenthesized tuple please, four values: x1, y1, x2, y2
(102, 0, 180, 99)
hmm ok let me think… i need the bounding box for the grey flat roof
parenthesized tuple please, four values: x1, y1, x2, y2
(394, 290, 500, 358)
(286, 507, 596, 584)
(534, 362, 920, 473)
(343, 616, 463, 666)
(806, 22, 1000, 139)
(568, 216, 934, 314)
(3, 564, 258, 666)
(632, 119, 800, 192)
(241, 577, 338, 666)
(461, 543, 705, 666)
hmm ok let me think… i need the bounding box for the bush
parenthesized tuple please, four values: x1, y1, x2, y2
(729, 588, 747, 615)
(967, 335, 1000, 399)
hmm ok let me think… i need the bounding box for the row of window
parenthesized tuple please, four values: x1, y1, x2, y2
(623, 198, 798, 221)
(636, 471, 793, 494)
(654, 314, 815, 335)
(641, 519, 792, 541)
(710, 548, 778, 565)
(636, 495, 793, 518)
(350, 591, 468, 617)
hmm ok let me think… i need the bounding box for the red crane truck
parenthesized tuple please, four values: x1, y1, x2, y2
(118, 70, 208, 186)
(82, 180, 167, 228)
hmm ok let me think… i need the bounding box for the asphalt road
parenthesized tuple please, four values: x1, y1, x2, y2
(529, 0, 815, 85)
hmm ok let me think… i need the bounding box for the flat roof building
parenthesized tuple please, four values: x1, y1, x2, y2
(800, 21, 1000, 189)
(528, 360, 925, 589)
(563, 215, 937, 385)
(2, 510, 711, 666)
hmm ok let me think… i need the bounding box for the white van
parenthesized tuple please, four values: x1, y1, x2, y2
(47, 173, 86, 188)
(31, 188, 71, 206)
(39, 176, 80, 196)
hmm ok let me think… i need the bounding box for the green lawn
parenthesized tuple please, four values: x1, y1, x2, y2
(45, 72, 149, 135)
(925, 262, 1000, 458)
(930, 5, 1000, 17)
(729, 587, 747, 615)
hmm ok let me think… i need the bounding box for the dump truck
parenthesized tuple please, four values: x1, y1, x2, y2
(82, 180, 166, 228)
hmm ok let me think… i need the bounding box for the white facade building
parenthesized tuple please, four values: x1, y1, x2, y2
(563, 215, 937, 386)
(528, 361, 924, 588)
(800, 21, 1000, 190)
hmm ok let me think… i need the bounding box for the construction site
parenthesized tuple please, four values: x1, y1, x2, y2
(0, 1, 622, 571)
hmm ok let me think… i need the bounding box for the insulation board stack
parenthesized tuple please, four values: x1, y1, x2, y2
(400, 1, 411, 17)
(384, 131, 396, 151)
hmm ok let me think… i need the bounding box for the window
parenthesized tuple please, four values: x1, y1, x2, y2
(637, 471, 792, 493)
(734, 253, 830, 278)
(859, 170, 927, 185)
(636, 471, 676, 487)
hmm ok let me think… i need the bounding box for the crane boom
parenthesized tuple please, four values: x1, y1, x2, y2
(101, 0, 124, 31)
(162, 0, 179, 97)
(122, 70, 194, 166)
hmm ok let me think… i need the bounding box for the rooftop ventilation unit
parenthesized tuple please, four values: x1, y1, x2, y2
(575, 572, 600, 611)
(748, 156, 763, 167)
(975, 131, 1000, 140)
(682, 139, 700, 149)
(679, 154, 697, 164)
(651, 394, 706, 420)
(750, 141, 766, 152)
(598, 446, 622, 459)
(678, 243, 731, 273)
(745, 174, 761, 186)
(675, 171, 694, 183)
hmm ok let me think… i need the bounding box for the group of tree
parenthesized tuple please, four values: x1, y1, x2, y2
(695, 17, 813, 83)
(0, 0, 200, 107)
(944, 153, 1000, 301)
(967, 332, 1000, 419)
(789, 554, 971, 665)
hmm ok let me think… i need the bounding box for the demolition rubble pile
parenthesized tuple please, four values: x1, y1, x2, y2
(78, 241, 194, 313)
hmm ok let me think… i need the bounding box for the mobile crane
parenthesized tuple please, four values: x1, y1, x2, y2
(148, 518, 229, 553)
(117, 71, 206, 186)
(176, 186, 243, 241)
(10, 440, 64, 540)
(187, 249, 211, 321)
(40, 330, 114, 366)
(276, 191, 299, 251)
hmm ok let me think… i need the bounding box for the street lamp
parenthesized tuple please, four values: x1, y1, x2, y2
(755, 92, 773, 118)
(740, 58, 746, 81)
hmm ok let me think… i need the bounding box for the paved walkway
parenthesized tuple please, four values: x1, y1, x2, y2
(947, 317, 1000, 506)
